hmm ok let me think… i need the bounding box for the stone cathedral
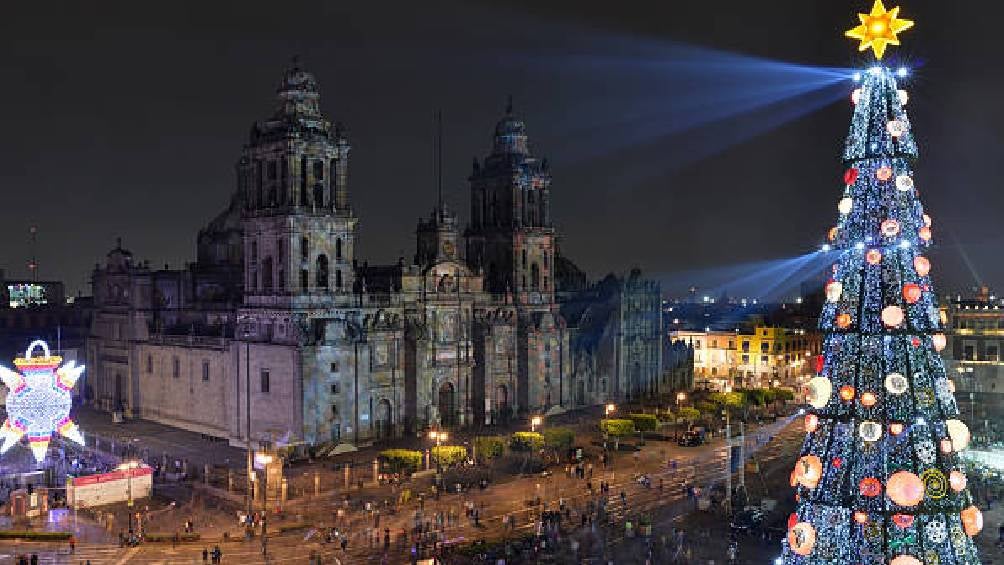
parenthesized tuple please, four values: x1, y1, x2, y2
(86, 64, 660, 449)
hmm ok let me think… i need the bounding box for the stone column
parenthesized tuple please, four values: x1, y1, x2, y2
(425, 449, 431, 471)
(281, 478, 288, 504)
(227, 470, 234, 492)
(343, 464, 350, 489)
(203, 464, 210, 485)
(372, 459, 379, 487)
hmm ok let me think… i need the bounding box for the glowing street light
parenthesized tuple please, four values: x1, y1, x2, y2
(605, 403, 616, 417)
(530, 416, 543, 433)
(675, 392, 687, 407)
(428, 430, 448, 447)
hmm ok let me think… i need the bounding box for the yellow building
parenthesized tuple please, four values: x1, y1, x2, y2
(735, 326, 821, 389)
(670, 326, 821, 391)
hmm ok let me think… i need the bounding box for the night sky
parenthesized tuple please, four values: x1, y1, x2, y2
(1, 1, 1001, 298)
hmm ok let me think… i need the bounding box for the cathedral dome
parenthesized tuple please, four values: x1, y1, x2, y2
(492, 96, 528, 156)
(273, 57, 322, 120)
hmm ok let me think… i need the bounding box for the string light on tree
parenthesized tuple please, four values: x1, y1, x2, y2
(0, 340, 85, 463)
(782, 3, 983, 563)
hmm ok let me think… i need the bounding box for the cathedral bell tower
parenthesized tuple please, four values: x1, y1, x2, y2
(240, 61, 357, 309)
(465, 98, 555, 307)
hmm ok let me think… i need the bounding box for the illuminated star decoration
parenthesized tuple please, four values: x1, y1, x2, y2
(845, 0, 915, 59)
(0, 340, 85, 463)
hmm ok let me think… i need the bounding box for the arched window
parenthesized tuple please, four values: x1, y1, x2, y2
(300, 269, 309, 291)
(316, 255, 329, 289)
(335, 269, 342, 289)
(531, 263, 540, 290)
(336, 238, 342, 260)
(301, 236, 309, 261)
(262, 257, 273, 292)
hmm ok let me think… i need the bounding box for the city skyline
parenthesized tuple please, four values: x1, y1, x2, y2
(1, 0, 1002, 298)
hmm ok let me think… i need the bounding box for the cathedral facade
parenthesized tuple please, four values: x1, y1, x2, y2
(85, 64, 612, 449)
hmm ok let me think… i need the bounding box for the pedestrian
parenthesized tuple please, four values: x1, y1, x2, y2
(30, 554, 38, 565)
(69, 536, 76, 554)
(202, 548, 209, 562)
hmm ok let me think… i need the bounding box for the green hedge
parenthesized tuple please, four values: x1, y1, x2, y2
(677, 407, 701, 423)
(628, 414, 658, 432)
(543, 427, 575, 450)
(473, 436, 506, 460)
(0, 531, 72, 541)
(510, 431, 544, 452)
(600, 419, 635, 437)
(431, 445, 467, 467)
(379, 449, 423, 473)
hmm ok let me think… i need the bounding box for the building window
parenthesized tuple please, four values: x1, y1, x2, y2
(316, 255, 329, 289)
(147, 354, 153, 373)
(202, 360, 210, 382)
(711, 340, 718, 348)
(330, 361, 339, 372)
(331, 404, 338, 418)
(760, 355, 768, 364)
(694, 340, 701, 349)
(742, 354, 749, 364)
(260, 369, 270, 393)
(335, 269, 342, 290)
(299, 156, 308, 206)
(313, 160, 324, 180)
(300, 269, 309, 291)
(988, 344, 1000, 361)
(301, 237, 309, 261)
(336, 238, 342, 260)
(964, 344, 976, 361)
(330, 383, 340, 394)
(172, 357, 180, 378)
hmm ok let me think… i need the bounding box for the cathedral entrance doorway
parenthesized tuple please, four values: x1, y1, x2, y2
(495, 385, 509, 423)
(439, 382, 457, 427)
(375, 399, 393, 440)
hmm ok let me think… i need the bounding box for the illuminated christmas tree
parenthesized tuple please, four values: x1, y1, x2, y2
(783, 2, 983, 564)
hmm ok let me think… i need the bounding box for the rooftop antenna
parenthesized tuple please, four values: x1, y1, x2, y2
(436, 110, 444, 213)
(28, 225, 38, 282)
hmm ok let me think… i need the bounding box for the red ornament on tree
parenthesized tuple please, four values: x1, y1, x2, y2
(788, 513, 799, 530)
(903, 283, 922, 304)
(814, 355, 825, 374)
(832, 457, 843, 469)
(892, 514, 915, 528)
(844, 168, 859, 185)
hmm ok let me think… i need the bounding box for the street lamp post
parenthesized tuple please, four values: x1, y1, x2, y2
(255, 452, 274, 557)
(118, 460, 140, 535)
(603, 403, 616, 452)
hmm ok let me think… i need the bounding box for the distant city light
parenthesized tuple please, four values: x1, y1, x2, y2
(852, 72, 862, 82)
(821, 244, 832, 252)
(855, 242, 865, 250)
(897, 67, 909, 77)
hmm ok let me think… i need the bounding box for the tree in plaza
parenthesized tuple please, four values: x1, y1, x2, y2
(783, 3, 982, 564)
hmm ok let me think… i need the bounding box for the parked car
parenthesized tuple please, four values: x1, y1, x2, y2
(678, 430, 704, 447)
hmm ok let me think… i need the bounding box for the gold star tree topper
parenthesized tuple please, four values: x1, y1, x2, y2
(845, 0, 915, 59)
